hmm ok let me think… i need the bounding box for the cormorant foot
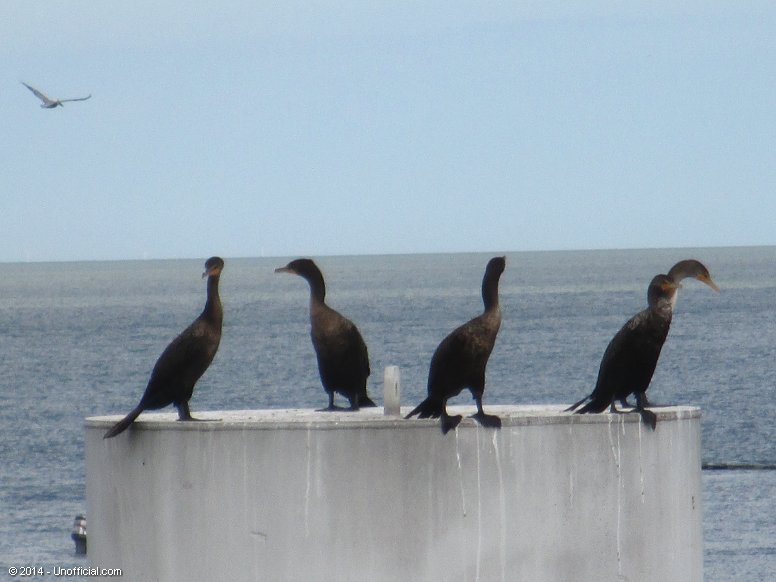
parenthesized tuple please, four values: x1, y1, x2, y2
(316, 404, 350, 412)
(470, 411, 502, 429)
(177, 416, 220, 422)
(639, 409, 657, 430)
(440, 414, 463, 435)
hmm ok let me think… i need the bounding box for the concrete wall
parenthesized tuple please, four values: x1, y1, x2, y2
(86, 405, 703, 582)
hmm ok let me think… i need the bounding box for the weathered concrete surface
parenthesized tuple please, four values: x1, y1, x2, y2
(86, 405, 702, 582)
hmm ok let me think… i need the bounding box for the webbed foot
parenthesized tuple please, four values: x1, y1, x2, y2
(471, 411, 502, 429)
(441, 414, 463, 435)
(316, 404, 350, 412)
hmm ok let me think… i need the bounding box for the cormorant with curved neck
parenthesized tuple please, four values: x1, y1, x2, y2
(406, 256, 506, 434)
(104, 257, 225, 438)
(566, 274, 678, 429)
(275, 258, 375, 411)
(566, 259, 719, 423)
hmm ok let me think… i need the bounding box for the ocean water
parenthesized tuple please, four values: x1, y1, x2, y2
(1, 247, 774, 580)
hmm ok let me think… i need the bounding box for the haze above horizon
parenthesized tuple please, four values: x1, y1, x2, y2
(3, 2, 774, 262)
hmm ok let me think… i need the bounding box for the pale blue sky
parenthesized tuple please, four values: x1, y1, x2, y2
(3, 2, 775, 262)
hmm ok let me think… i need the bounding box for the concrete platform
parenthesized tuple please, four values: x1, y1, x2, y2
(86, 405, 703, 581)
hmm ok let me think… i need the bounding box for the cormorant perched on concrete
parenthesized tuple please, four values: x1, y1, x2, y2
(566, 259, 720, 425)
(104, 257, 224, 438)
(275, 258, 375, 411)
(566, 274, 678, 429)
(406, 256, 506, 434)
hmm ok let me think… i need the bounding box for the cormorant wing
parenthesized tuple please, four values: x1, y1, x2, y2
(427, 322, 486, 395)
(312, 315, 370, 383)
(141, 319, 218, 408)
(21, 82, 57, 106)
(592, 310, 666, 403)
(350, 323, 371, 379)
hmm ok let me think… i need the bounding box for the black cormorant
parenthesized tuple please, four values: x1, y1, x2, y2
(567, 260, 719, 425)
(275, 258, 375, 411)
(406, 256, 506, 434)
(104, 257, 224, 439)
(566, 274, 678, 429)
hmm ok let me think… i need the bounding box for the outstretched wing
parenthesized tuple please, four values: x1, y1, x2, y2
(60, 94, 92, 103)
(22, 82, 56, 106)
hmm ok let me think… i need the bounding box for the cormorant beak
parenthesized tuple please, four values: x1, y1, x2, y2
(698, 274, 720, 292)
(274, 266, 293, 275)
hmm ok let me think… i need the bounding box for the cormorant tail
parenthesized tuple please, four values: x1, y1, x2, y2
(574, 398, 609, 415)
(564, 395, 590, 413)
(405, 397, 444, 420)
(104, 405, 144, 439)
(359, 394, 377, 408)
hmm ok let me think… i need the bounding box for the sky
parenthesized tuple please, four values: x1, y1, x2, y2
(2, 1, 775, 262)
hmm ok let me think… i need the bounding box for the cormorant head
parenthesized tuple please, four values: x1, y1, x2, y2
(202, 256, 225, 278)
(275, 258, 326, 300)
(667, 259, 720, 292)
(485, 256, 506, 278)
(274, 258, 320, 278)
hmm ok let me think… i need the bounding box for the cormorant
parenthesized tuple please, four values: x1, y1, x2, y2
(406, 256, 506, 434)
(22, 82, 91, 108)
(275, 258, 375, 411)
(104, 257, 224, 439)
(566, 259, 719, 425)
(566, 274, 678, 429)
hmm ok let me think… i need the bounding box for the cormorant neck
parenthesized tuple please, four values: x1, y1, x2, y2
(204, 274, 223, 324)
(304, 270, 326, 304)
(650, 297, 673, 321)
(482, 271, 501, 313)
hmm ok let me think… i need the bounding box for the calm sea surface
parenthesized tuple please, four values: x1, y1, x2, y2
(1, 248, 774, 580)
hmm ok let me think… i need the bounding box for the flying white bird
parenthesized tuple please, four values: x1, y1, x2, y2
(21, 82, 91, 108)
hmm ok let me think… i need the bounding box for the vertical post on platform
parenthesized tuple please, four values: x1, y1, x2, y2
(383, 366, 401, 416)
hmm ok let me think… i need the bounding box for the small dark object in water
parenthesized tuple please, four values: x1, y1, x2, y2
(71, 514, 87, 555)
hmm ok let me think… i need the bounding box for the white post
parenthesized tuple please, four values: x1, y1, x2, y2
(383, 366, 401, 416)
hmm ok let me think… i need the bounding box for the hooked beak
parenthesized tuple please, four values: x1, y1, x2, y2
(699, 274, 720, 292)
(274, 266, 293, 274)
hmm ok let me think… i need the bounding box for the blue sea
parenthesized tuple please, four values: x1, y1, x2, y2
(1, 248, 774, 580)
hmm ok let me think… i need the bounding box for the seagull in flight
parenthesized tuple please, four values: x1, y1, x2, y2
(21, 82, 91, 108)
